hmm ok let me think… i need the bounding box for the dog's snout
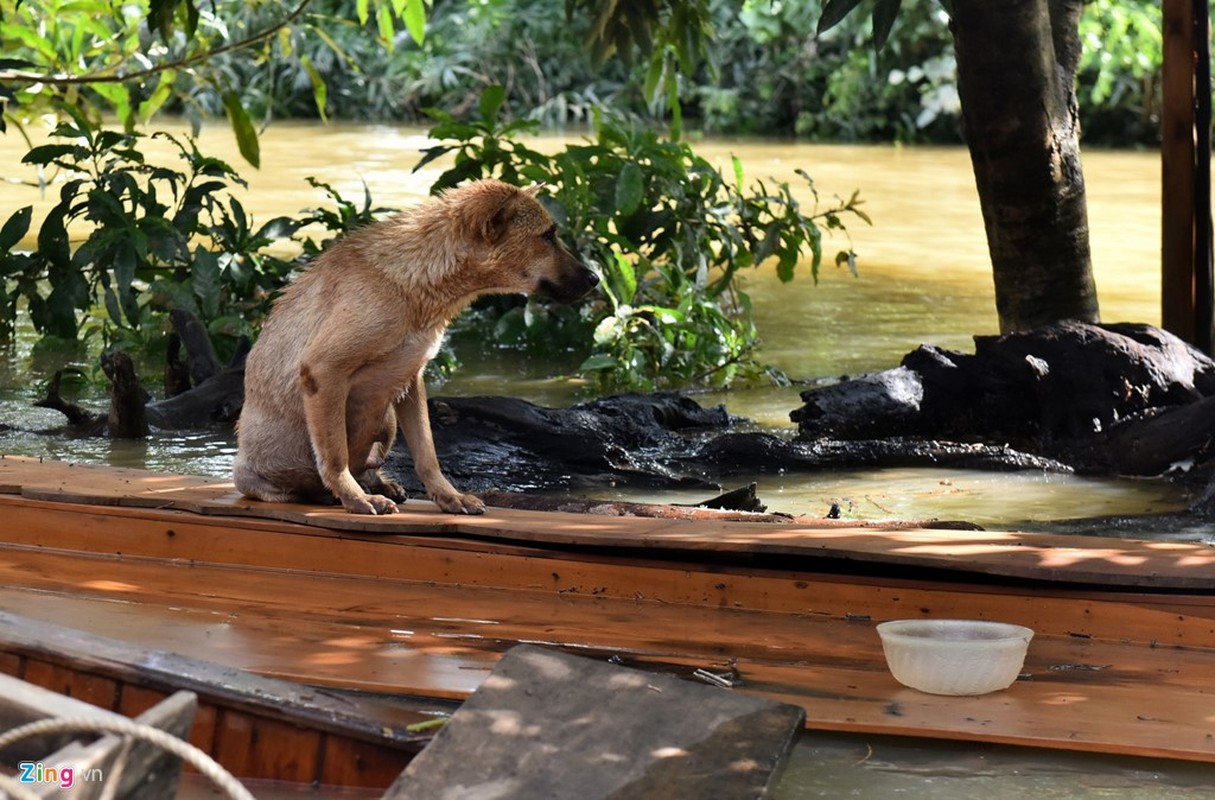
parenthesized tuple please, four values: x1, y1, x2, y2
(539, 259, 599, 304)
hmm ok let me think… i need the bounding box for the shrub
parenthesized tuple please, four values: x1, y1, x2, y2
(417, 86, 869, 391)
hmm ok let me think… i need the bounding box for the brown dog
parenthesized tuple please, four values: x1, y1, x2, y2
(233, 180, 599, 515)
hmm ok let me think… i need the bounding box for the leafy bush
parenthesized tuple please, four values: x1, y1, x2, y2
(0, 112, 386, 356)
(417, 86, 869, 391)
(0, 0, 424, 164)
(1077, 0, 1163, 145)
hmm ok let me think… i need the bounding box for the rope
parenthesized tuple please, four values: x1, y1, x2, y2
(0, 716, 255, 800)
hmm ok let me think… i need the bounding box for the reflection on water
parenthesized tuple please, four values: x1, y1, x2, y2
(590, 467, 1189, 537)
(776, 732, 1215, 799)
(0, 122, 1188, 530)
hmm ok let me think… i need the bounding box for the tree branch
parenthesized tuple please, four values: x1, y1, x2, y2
(0, 0, 314, 87)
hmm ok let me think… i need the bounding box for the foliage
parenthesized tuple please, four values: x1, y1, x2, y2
(1076, 0, 1163, 145)
(417, 86, 868, 391)
(693, 0, 958, 141)
(0, 111, 301, 350)
(0, 0, 428, 162)
(0, 114, 384, 355)
(1, 0, 1167, 149)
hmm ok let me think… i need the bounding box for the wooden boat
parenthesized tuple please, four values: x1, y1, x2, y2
(0, 454, 1213, 793)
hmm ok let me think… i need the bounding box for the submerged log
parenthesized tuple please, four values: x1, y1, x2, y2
(34, 369, 104, 431)
(105, 312, 247, 437)
(385, 394, 1068, 499)
(480, 484, 793, 522)
(102, 350, 149, 438)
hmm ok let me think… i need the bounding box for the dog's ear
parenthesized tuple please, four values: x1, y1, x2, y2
(465, 181, 547, 243)
(481, 192, 520, 244)
(522, 184, 544, 198)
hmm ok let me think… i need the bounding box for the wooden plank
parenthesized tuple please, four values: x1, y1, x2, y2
(0, 611, 438, 752)
(0, 547, 1211, 761)
(1, 458, 1214, 761)
(2, 452, 1215, 588)
(2, 486, 1215, 590)
(209, 710, 320, 784)
(116, 684, 166, 721)
(385, 644, 804, 799)
(1, 525, 1212, 652)
(318, 734, 417, 789)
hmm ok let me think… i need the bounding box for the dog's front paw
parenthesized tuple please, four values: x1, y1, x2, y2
(433, 491, 486, 515)
(342, 493, 399, 515)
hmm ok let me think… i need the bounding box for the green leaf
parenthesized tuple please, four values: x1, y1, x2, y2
(872, 0, 903, 50)
(731, 155, 745, 188)
(23, 144, 79, 167)
(356, 0, 370, 24)
(614, 163, 644, 216)
(478, 85, 507, 124)
(0, 207, 32, 252)
(139, 69, 177, 122)
(607, 252, 637, 307)
(103, 286, 124, 327)
(642, 55, 664, 104)
(38, 205, 71, 269)
(300, 56, 329, 123)
(148, 0, 177, 38)
(578, 353, 617, 372)
(255, 216, 304, 241)
(818, 0, 865, 34)
(376, 4, 395, 51)
(665, 67, 682, 142)
(89, 82, 133, 129)
(192, 248, 221, 317)
(403, 0, 427, 45)
(222, 92, 260, 169)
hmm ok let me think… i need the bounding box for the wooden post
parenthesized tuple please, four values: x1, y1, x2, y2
(1161, 0, 1214, 354)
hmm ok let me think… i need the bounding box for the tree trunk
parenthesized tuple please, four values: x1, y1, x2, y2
(950, 0, 1100, 333)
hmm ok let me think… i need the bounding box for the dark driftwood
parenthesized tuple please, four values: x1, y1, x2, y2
(102, 350, 150, 438)
(52, 312, 250, 438)
(480, 486, 794, 522)
(792, 321, 1215, 476)
(34, 369, 103, 430)
(383, 393, 1067, 501)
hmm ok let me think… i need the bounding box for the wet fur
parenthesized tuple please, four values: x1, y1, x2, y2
(233, 180, 598, 515)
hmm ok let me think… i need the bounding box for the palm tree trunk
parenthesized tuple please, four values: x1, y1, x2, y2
(950, 0, 1100, 333)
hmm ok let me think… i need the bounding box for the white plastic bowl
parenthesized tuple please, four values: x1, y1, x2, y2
(876, 619, 1034, 696)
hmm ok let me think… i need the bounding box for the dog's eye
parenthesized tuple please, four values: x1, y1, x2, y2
(542, 229, 558, 245)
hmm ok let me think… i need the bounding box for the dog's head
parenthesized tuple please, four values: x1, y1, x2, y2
(449, 180, 600, 304)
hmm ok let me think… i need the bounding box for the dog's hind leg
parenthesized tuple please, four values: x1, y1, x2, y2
(395, 373, 485, 515)
(358, 408, 408, 502)
(299, 364, 398, 515)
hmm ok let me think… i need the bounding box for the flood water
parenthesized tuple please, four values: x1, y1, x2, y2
(3, 123, 1214, 798)
(0, 122, 1193, 532)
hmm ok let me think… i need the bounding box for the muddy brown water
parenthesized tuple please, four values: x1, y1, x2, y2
(3, 122, 1212, 797)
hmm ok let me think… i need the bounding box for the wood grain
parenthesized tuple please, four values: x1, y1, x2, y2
(0, 456, 1213, 764)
